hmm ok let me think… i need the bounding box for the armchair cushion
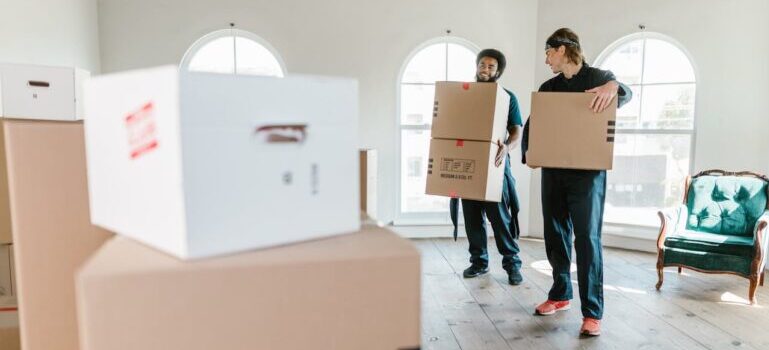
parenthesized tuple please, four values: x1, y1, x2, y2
(665, 230, 755, 257)
(685, 176, 768, 237)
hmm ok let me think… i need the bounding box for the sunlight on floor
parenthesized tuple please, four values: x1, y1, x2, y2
(718, 292, 763, 307)
(531, 259, 648, 295)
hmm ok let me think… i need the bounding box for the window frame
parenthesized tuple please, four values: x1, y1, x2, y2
(595, 32, 699, 228)
(393, 36, 480, 225)
(180, 28, 287, 77)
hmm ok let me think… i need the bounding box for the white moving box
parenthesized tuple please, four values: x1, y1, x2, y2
(0, 64, 89, 120)
(84, 66, 360, 259)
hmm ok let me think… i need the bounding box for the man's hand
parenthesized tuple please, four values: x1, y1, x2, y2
(586, 81, 619, 113)
(495, 139, 509, 167)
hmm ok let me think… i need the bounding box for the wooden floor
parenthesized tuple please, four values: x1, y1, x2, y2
(416, 237, 769, 350)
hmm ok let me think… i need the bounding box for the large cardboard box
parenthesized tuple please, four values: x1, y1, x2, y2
(425, 138, 504, 202)
(84, 66, 360, 259)
(526, 92, 617, 170)
(76, 225, 421, 350)
(4, 120, 112, 350)
(359, 149, 377, 219)
(0, 64, 89, 121)
(431, 81, 510, 142)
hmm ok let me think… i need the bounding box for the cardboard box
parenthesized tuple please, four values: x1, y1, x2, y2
(0, 64, 89, 121)
(0, 123, 10, 244)
(76, 225, 421, 350)
(359, 149, 377, 219)
(425, 138, 504, 202)
(4, 120, 113, 350)
(526, 92, 617, 170)
(0, 298, 20, 350)
(431, 81, 510, 142)
(84, 66, 359, 259)
(0, 245, 13, 296)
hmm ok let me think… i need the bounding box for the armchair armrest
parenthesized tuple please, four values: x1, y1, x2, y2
(657, 205, 687, 251)
(753, 211, 769, 271)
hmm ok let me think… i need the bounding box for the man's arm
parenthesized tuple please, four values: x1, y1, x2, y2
(495, 125, 521, 167)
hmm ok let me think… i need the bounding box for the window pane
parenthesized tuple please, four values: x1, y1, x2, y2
(401, 43, 447, 84)
(640, 84, 696, 130)
(643, 39, 695, 84)
(235, 37, 284, 77)
(600, 39, 643, 85)
(188, 37, 235, 74)
(605, 133, 692, 226)
(400, 84, 435, 126)
(401, 129, 449, 213)
(446, 43, 477, 81)
(616, 85, 642, 129)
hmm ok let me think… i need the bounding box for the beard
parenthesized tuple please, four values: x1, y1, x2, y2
(476, 74, 497, 83)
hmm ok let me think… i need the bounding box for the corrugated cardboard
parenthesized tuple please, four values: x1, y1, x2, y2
(527, 92, 617, 170)
(84, 66, 360, 259)
(0, 122, 10, 244)
(0, 64, 89, 121)
(359, 149, 377, 219)
(431, 81, 510, 142)
(4, 120, 112, 350)
(76, 225, 421, 350)
(425, 138, 504, 202)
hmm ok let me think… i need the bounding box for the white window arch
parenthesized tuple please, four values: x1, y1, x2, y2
(181, 28, 286, 77)
(396, 37, 479, 223)
(596, 32, 697, 227)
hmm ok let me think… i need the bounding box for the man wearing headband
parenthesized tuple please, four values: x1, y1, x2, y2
(449, 48, 525, 286)
(521, 28, 632, 337)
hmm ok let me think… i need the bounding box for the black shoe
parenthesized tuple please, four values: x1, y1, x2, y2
(507, 268, 523, 285)
(463, 264, 489, 278)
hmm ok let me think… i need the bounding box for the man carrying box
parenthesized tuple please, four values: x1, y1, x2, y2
(521, 28, 632, 337)
(449, 49, 524, 285)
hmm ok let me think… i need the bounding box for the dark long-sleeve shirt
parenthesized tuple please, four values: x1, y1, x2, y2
(521, 62, 633, 164)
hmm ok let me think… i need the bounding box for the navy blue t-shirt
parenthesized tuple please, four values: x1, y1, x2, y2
(504, 88, 523, 130)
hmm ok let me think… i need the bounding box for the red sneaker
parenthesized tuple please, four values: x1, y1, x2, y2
(534, 300, 570, 316)
(580, 317, 601, 336)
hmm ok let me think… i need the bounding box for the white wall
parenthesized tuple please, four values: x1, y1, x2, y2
(0, 0, 101, 72)
(529, 0, 769, 237)
(96, 0, 540, 230)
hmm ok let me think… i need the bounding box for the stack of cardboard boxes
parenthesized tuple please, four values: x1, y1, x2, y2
(426, 81, 510, 202)
(75, 66, 421, 349)
(0, 63, 113, 350)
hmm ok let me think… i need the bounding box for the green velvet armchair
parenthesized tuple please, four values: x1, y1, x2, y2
(655, 170, 769, 304)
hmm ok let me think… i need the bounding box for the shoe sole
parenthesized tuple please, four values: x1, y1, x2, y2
(535, 304, 571, 316)
(580, 330, 600, 336)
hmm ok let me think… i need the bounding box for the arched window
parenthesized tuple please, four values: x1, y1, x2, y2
(396, 37, 479, 222)
(181, 29, 286, 77)
(596, 33, 697, 226)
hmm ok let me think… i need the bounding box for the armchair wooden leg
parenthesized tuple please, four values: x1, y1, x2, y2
(678, 267, 682, 274)
(761, 272, 765, 287)
(749, 276, 759, 305)
(656, 264, 664, 290)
